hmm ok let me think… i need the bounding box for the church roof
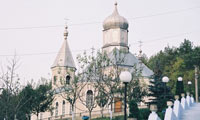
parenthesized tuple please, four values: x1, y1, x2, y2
(103, 2, 129, 30)
(51, 26, 76, 69)
(107, 49, 154, 77)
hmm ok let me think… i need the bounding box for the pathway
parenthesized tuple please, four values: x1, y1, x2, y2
(180, 103, 200, 120)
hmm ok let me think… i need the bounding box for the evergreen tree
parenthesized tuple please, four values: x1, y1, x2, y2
(147, 39, 200, 102)
(129, 100, 140, 119)
(148, 60, 172, 112)
(31, 83, 54, 120)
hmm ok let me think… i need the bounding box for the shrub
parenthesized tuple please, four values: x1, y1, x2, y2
(139, 108, 150, 120)
(157, 112, 165, 120)
(129, 100, 140, 119)
(114, 115, 123, 120)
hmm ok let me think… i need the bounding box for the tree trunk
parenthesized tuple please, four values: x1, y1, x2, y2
(72, 105, 75, 120)
(101, 107, 104, 118)
(110, 104, 113, 120)
(14, 114, 17, 120)
(36, 113, 39, 120)
(26, 114, 30, 120)
(89, 111, 92, 120)
(5, 108, 8, 120)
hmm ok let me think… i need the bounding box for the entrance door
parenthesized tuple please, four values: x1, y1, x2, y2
(114, 98, 122, 112)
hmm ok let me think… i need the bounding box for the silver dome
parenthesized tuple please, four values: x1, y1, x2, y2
(103, 3, 129, 30)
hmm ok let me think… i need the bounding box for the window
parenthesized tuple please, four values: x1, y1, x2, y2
(54, 76, 57, 85)
(86, 90, 93, 108)
(66, 75, 71, 84)
(55, 102, 59, 117)
(62, 100, 65, 115)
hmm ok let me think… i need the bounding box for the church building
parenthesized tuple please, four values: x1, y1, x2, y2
(31, 2, 153, 120)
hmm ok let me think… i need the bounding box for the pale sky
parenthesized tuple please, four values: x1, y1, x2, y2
(0, 0, 200, 84)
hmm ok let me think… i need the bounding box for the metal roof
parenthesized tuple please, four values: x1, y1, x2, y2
(107, 49, 154, 77)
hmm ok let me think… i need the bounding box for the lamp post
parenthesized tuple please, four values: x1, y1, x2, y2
(178, 77, 183, 82)
(188, 81, 192, 93)
(177, 77, 184, 96)
(162, 76, 169, 100)
(120, 71, 132, 120)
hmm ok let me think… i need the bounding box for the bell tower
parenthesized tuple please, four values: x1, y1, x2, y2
(51, 25, 76, 89)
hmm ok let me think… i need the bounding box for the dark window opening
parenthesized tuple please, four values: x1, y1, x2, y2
(66, 75, 71, 84)
(54, 76, 57, 84)
(86, 90, 93, 108)
(55, 102, 59, 117)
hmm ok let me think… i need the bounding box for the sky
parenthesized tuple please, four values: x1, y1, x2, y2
(0, 0, 199, 84)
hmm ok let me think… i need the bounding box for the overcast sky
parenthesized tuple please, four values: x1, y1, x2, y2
(0, 0, 199, 84)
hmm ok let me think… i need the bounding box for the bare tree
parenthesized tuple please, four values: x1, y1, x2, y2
(0, 55, 33, 120)
(58, 74, 87, 120)
(76, 49, 103, 120)
(78, 83, 98, 120)
(77, 48, 147, 120)
(76, 49, 126, 120)
(97, 49, 126, 120)
(0, 56, 20, 119)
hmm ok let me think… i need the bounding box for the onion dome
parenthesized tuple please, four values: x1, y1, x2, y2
(103, 2, 129, 30)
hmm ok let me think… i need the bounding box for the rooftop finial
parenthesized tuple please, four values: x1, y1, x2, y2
(113, 1, 119, 15)
(114, 1, 117, 6)
(138, 40, 143, 55)
(64, 18, 69, 40)
(64, 25, 68, 40)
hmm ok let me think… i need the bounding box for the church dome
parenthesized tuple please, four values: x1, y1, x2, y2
(103, 3, 129, 30)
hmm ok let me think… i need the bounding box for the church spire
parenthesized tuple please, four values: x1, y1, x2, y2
(51, 25, 76, 69)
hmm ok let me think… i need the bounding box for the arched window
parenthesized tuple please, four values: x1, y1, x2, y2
(86, 90, 93, 108)
(54, 76, 57, 85)
(66, 75, 71, 84)
(55, 102, 59, 117)
(62, 100, 65, 115)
